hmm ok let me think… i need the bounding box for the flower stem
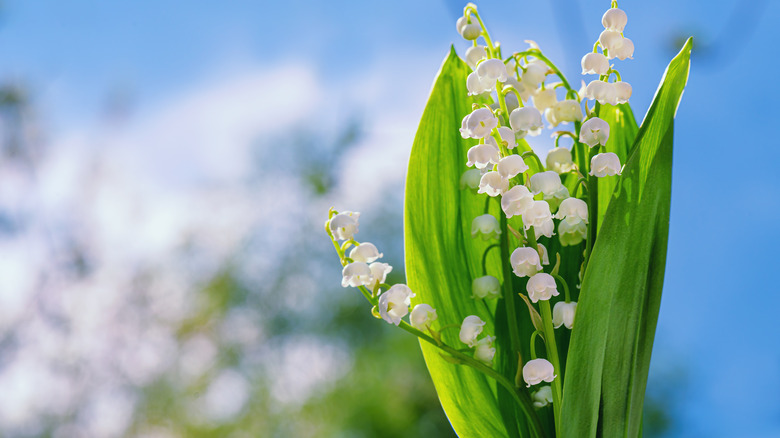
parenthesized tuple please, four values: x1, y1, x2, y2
(539, 300, 563, 436)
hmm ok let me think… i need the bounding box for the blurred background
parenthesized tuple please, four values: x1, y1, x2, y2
(0, 0, 777, 437)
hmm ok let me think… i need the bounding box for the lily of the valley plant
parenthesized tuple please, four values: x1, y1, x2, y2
(326, 3, 691, 437)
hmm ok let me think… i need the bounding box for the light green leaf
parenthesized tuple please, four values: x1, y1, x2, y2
(596, 103, 638, 233)
(560, 38, 692, 437)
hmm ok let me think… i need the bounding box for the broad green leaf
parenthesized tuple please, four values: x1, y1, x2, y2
(404, 48, 540, 438)
(560, 38, 691, 437)
(596, 103, 638, 232)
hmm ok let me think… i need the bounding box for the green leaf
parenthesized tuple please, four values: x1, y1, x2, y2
(595, 103, 638, 233)
(560, 38, 692, 437)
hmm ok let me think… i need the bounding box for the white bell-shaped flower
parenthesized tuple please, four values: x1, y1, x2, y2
(497, 155, 529, 179)
(510, 247, 542, 278)
(460, 168, 483, 191)
(589, 152, 622, 177)
(456, 16, 482, 40)
(555, 197, 589, 225)
(471, 214, 501, 240)
(341, 262, 372, 288)
(467, 71, 494, 96)
(580, 117, 610, 147)
(546, 147, 575, 174)
(585, 80, 618, 105)
(366, 262, 393, 291)
(526, 272, 559, 303)
(472, 275, 501, 299)
(349, 242, 383, 263)
(558, 220, 587, 246)
(501, 185, 534, 218)
(478, 171, 509, 197)
(474, 335, 496, 365)
(410, 303, 438, 330)
(602, 7, 628, 32)
(521, 60, 548, 87)
(599, 30, 634, 60)
(529, 171, 563, 196)
(614, 81, 632, 104)
(537, 243, 550, 265)
(522, 200, 555, 238)
(544, 107, 560, 129)
(509, 107, 544, 136)
(532, 386, 554, 408)
(552, 100, 583, 124)
(465, 45, 488, 69)
(476, 58, 508, 83)
(552, 301, 577, 329)
(487, 126, 517, 150)
(523, 358, 556, 387)
(459, 315, 486, 347)
(329, 211, 360, 241)
(378, 284, 415, 326)
(581, 52, 610, 75)
(466, 143, 500, 169)
(460, 107, 498, 139)
(532, 88, 557, 112)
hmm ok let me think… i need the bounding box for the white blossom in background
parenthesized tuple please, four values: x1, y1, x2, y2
(459, 315, 486, 347)
(466, 143, 500, 169)
(523, 358, 556, 387)
(589, 152, 622, 177)
(509, 107, 543, 136)
(526, 273, 559, 302)
(521, 60, 548, 87)
(551, 100, 583, 124)
(474, 335, 496, 365)
(537, 243, 550, 265)
(555, 197, 589, 225)
(456, 15, 482, 40)
(341, 262, 372, 288)
(460, 107, 498, 139)
(366, 262, 393, 291)
(465, 45, 488, 69)
(545, 147, 575, 174)
(602, 8, 628, 32)
(581, 53, 610, 75)
(510, 247, 542, 278)
(378, 284, 415, 326)
(486, 126, 517, 150)
(476, 58, 508, 83)
(410, 304, 438, 330)
(558, 220, 587, 246)
(522, 200, 555, 238)
(329, 211, 360, 241)
(501, 185, 534, 218)
(477, 171, 509, 197)
(497, 155, 529, 179)
(349, 243, 383, 263)
(579, 117, 610, 147)
(552, 301, 577, 329)
(471, 214, 501, 240)
(460, 169, 483, 190)
(472, 275, 501, 299)
(614, 82, 632, 104)
(532, 386, 554, 408)
(532, 88, 557, 113)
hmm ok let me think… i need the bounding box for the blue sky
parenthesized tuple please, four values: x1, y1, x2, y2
(1, 0, 779, 436)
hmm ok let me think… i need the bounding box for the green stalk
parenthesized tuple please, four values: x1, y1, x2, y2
(539, 300, 563, 436)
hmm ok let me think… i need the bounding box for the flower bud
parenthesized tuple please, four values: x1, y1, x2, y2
(526, 273, 559, 302)
(602, 8, 628, 32)
(523, 358, 556, 387)
(349, 242, 383, 263)
(459, 315, 486, 347)
(476, 58, 508, 83)
(579, 117, 610, 147)
(472, 275, 501, 299)
(537, 243, 550, 265)
(366, 262, 393, 291)
(509, 107, 544, 136)
(474, 335, 496, 365)
(378, 284, 415, 325)
(342, 262, 372, 288)
(460, 168, 483, 190)
(466, 143, 500, 169)
(545, 147, 575, 174)
(497, 154, 529, 179)
(460, 107, 498, 139)
(329, 211, 360, 241)
(478, 171, 509, 197)
(555, 197, 589, 224)
(410, 303, 438, 330)
(552, 301, 577, 329)
(465, 45, 488, 69)
(532, 386, 553, 408)
(552, 100, 583, 124)
(581, 52, 610, 75)
(614, 81, 632, 104)
(471, 214, 501, 240)
(501, 185, 534, 218)
(558, 220, 587, 246)
(510, 247, 542, 278)
(456, 16, 482, 40)
(589, 152, 622, 177)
